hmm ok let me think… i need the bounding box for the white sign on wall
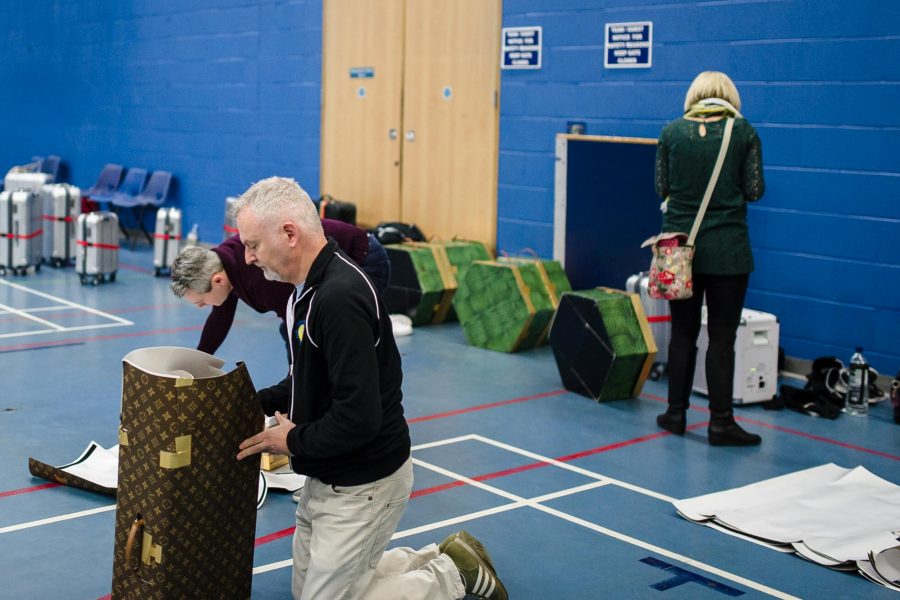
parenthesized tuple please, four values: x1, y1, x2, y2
(604, 22, 652, 69)
(501, 26, 542, 70)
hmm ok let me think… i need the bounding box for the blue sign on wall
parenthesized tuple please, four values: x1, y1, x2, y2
(501, 26, 542, 70)
(604, 22, 652, 69)
(349, 66, 374, 78)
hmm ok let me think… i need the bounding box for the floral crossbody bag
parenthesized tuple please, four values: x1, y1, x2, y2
(641, 116, 734, 300)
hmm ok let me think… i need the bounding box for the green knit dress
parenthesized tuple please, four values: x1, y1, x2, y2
(655, 117, 765, 275)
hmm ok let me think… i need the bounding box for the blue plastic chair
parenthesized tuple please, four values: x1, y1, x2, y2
(105, 167, 148, 205)
(83, 164, 124, 199)
(121, 170, 173, 247)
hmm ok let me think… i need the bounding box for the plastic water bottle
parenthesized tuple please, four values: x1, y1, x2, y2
(186, 224, 199, 247)
(845, 347, 869, 416)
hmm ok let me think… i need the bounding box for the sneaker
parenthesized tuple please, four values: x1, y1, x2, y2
(443, 538, 508, 600)
(439, 530, 496, 574)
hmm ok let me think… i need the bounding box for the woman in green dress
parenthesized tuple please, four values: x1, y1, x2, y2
(654, 71, 766, 446)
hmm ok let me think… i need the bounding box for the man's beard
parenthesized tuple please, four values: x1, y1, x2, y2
(261, 265, 284, 282)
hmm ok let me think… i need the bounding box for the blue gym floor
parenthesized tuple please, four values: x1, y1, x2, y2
(1, 245, 897, 600)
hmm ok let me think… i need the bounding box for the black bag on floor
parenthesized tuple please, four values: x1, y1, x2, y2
(318, 194, 357, 225)
(372, 222, 426, 245)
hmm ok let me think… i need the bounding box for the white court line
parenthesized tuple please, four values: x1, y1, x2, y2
(411, 434, 476, 451)
(0, 279, 133, 325)
(252, 480, 612, 576)
(0, 302, 66, 331)
(0, 279, 133, 339)
(412, 458, 798, 600)
(0, 504, 116, 534)
(0, 322, 135, 340)
(0, 305, 78, 314)
(1, 432, 798, 598)
(470, 434, 675, 502)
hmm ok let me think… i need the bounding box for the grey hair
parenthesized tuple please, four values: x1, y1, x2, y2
(229, 176, 323, 236)
(170, 246, 224, 297)
(683, 71, 742, 112)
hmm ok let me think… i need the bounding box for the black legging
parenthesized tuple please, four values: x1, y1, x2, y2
(667, 273, 749, 414)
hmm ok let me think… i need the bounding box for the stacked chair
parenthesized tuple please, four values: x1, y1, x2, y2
(82, 164, 173, 249)
(114, 170, 173, 249)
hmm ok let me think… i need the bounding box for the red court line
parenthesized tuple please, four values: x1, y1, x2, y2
(407, 389, 566, 424)
(0, 303, 183, 324)
(641, 392, 899, 460)
(0, 482, 61, 498)
(735, 416, 900, 461)
(410, 423, 708, 500)
(4, 387, 565, 500)
(118, 263, 153, 274)
(0, 325, 204, 353)
(257, 424, 705, 549)
(256, 527, 294, 546)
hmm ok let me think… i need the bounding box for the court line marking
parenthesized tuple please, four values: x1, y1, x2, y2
(251, 435, 798, 599)
(0, 302, 66, 330)
(0, 279, 133, 339)
(0, 504, 115, 534)
(640, 392, 900, 461)
(411, 458, 796, 599)
(468, 434, 674, 502)
(0, 305, 78, 314)
(0, 324, 203, 353)
(0, 437, 476, 533)
(251, 480, 613, 575)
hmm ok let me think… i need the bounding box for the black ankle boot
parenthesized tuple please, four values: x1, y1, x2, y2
(708, 412, 761, 446)
(657, 408, 686, 435)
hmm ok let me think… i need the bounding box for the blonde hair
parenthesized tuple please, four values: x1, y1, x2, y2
(683, 71, 742, 112)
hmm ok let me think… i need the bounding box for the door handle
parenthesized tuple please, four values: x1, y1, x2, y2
(389, 128, 398, 140)
(405, 130, 416, 142)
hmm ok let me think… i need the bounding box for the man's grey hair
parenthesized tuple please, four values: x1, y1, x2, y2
(170, 246, 224, 297)
(229, 176, 323, 235)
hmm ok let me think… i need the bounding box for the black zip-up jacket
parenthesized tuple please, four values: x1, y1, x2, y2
(256, 239, 410, 486)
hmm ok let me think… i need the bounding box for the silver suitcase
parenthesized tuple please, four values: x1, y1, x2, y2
(4, 171, 51, 193)
(0, 190, 43, 276)
(76, 211, 119, 285)
(41, 184, 81, 267)
(153, 207, 182, 276)
(626, 272, 670, 379)
(224, 196, 238, 240)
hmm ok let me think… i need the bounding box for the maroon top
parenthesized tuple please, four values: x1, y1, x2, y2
(197, 220, 369, 354)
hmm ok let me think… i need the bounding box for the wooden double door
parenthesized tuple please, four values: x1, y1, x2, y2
(321, 0, 501, 247)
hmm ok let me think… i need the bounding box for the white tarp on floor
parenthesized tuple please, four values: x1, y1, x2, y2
(674, 464, 900, 591)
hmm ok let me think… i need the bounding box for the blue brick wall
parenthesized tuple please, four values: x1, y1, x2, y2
(500, 0, 900, 372)
(0, 0, 322, 243)
(2, 0, 898, 371)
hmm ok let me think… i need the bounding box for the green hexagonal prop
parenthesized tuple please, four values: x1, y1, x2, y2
(454, 260, 559, 352)
(384, 243, 456, 326)
(550, 288, 657, 401)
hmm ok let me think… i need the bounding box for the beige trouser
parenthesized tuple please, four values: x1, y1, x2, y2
(292, 457, 465, 600)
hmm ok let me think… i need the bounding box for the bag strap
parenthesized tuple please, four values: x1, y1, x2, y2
(687, 117, 734, 246)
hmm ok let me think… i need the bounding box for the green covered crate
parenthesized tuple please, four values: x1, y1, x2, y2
(431, 240, 491, 322)
(440, 240, 492, 280)
(453, 260, 556, 353)
(549, 288, 657, 401)
(497, 256, 571, 305)
(384, 244, 456, 326)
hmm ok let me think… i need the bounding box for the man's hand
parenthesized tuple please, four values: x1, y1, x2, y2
(237, 411, 296, 460)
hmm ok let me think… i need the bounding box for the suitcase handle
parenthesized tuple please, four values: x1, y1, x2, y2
(125, 516, 144, 571)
